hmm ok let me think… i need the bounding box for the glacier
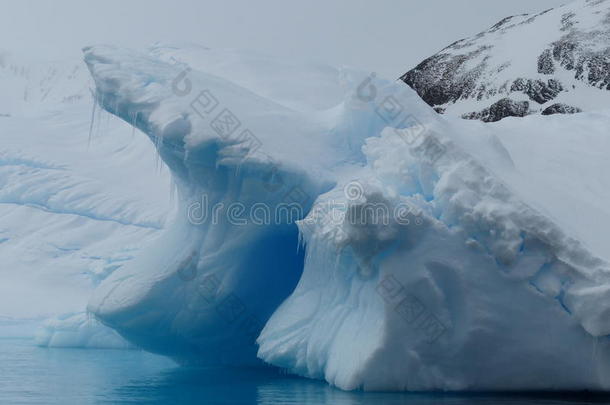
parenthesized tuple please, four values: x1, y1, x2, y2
(55, 42, 610, 390)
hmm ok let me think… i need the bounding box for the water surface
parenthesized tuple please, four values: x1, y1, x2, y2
(0, 339, 607, 404)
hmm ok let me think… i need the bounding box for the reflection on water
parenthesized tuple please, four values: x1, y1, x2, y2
(115, 367, 610, 405)
(1, 338, 609, 404)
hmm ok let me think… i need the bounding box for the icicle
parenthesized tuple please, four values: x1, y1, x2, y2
(95, 92, 105, 138)
(150, 132, 164, 173)
(129, 112, 135, 139)
(297, 225, 303, 254)
(234, 161, 241, 178)
(593, 336, 599, 368)
(88, 92, 98, 149)
(131, 111, 139, 140)
(105, 100, 111, 129)
(169, 177, 176, 206)
(155, 134, 162, 172)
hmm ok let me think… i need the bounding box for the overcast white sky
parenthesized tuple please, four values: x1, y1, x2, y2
(1, 0, 567, 77)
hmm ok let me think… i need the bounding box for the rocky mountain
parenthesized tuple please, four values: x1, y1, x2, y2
(401, 0, 610, 122)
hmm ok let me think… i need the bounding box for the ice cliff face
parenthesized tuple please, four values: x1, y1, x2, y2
(83, 44, 436, 364)
(84, 43, 610, 391)
(401, 0, 610, 121)
(259, 119, 610, 390)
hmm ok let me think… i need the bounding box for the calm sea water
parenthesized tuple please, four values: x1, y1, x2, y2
(0, 338, 608, 405)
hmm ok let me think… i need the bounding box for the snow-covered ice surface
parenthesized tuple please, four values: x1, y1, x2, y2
(0, 51, 171, 346)
(82, 43, 433, 364)
(259, 114, 610, 390)
(81, 42, 610, 391)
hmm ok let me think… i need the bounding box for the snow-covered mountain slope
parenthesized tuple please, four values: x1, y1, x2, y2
(400, 0, 610, 122)
(84, 44, 610, 391)
(0, 53, 172, 343)
(0, 50, 90, 116)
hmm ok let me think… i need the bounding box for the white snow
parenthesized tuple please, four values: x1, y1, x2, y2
(82, 44, 437, 363)
(0, 108, 170, 319)
(259, 116, 610, 390)
(2, 27, 610, 389)
(78, 42, 610, 391)
(432, 0, 610, 117)
(0, 52, 171, 348)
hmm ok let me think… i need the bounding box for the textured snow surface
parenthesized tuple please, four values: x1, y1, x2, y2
(83, 43, 437, 364)
(81, 43, 610, 390)
(259, 117, 610, 390)
(0, 51, 170, 349)
(0, 107, 170, 318)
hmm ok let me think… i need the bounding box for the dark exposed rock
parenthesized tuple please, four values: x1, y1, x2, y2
(462, 98, 530, 122)
(541, 103, 582, 115)
(584, 54, 610, 90)
(548, 37, 610, 90)
(538, 49, 555, 74)
(399, 0, 610, 122)
(510, 78, 563, 104)
(551, 40, 578, 70)
(400, 47, 489, 107)
(561, 12, 577, 31)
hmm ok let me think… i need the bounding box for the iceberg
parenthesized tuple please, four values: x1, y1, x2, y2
(259, 123, 610, 390)
(0, 53, 171, 327)
(35, 312, 132, 349)
(83, 44, 610, 390)
(83, 43, 433, 365)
